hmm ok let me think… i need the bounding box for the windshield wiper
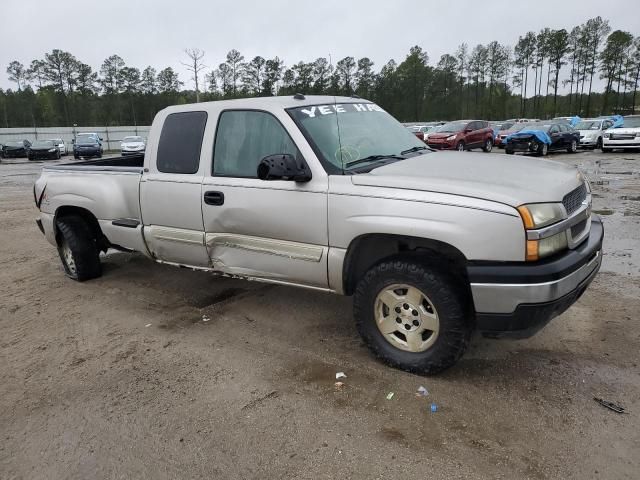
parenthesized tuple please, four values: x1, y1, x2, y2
(345, 154, 406, 169)
(400, 145, 429, 155)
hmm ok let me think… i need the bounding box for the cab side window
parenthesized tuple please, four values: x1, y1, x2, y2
(213, 110, 301, 178)
(157, 111, 208, 174)
(603, 120, 613, 130)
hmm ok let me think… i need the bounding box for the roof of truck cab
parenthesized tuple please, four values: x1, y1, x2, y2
(160, 95, 372, 114)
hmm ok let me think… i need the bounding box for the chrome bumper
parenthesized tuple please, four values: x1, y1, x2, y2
(470, 249, 601, 314)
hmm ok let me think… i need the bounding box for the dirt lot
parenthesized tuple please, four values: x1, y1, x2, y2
(1, 150, 639, 479)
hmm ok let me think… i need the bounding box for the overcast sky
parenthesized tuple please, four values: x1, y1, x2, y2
(2, 0, 639, 92)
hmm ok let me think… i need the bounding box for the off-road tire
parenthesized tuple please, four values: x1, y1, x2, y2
(353, 258, 472, 375)
(56, 215, 102, 281)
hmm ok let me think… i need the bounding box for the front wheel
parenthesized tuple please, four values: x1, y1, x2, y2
(567, 139, 578, 153)
(505, 147, 515, 155)
(482, 138, 493, 152)
(56, 216, 102, 281)
(353, 258, 472, 375)
(456, 141, 465, 152)
(537, 143, 548, 156)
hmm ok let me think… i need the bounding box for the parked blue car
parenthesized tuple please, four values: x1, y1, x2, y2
(73, 133, 103, 159)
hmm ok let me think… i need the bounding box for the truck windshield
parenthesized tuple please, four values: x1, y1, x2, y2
(288, 102, 426, 173)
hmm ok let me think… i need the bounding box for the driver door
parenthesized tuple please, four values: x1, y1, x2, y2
(201, 109, 329, 288)
(549, 124, 562, 149)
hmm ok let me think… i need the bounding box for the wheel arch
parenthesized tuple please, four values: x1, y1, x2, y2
(342, 233, 470, 296)
(54, 205, 108, 251)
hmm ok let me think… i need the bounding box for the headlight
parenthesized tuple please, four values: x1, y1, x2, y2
(517, 203, 564, 229)
(446, 135, 456, 141)
(48, 148, 56, 152)
(533, 231, 568, 259)
(517, 203, 567, 261)
(604, 132, 610, 138)
(635, 132, 640, 137)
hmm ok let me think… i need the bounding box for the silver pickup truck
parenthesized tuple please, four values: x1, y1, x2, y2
(34, 95, 603, 374)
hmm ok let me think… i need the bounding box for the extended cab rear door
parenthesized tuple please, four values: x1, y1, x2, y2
(139, 110, 210, 267)
(201, 108, 329, 288)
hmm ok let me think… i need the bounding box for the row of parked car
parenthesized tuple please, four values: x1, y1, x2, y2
(405, 115, 640, 156)
(0, 134, 146, 160)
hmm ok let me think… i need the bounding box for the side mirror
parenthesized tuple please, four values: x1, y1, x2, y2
(464, 128, 472, 133)
(99, 137, 104, 141)
(257, 154, 311, 182)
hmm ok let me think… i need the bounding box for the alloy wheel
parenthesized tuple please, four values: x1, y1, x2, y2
(374, 284, 440, 353)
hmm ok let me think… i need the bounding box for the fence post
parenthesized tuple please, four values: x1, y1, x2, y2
(105, 127, 110, 152)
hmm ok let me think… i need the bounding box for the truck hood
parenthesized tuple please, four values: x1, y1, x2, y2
(350, 152, 583, 207)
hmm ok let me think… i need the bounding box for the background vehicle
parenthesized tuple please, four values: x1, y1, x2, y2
(46, 138, 67, 156)
(1, 140, 31, 158)
(495, 122, 527, 148)
(34, 96, 601, 375)
(120, 136, 146, 155)
(602, 116, 640, 152)
(405, 125, 433, 142)
(575, 118, 614, 149)
(27, 140, 61, 160)
(73, 133, 103, 159)
(505, 121, 580, 156)
(426, 120, 495, 152)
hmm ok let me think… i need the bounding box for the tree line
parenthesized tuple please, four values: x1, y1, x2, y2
(1, 16, 638, 128)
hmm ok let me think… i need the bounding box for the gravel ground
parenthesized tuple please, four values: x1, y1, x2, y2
(0, 150, 639, 479)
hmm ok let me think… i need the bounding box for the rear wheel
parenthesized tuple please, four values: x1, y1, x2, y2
(56, 216, 102, 281)
(456, 141, 465, 152)
(596, 137, 603, 150)
(567, 139, 578, 153)
(482, 138, 493, 152)
(506, 147, 515, 155)
(353, 258, 472, 375)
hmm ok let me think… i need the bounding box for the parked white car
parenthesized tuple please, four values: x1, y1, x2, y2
(120, 136, 146, 155)
(46, 138, 67, 155)
(603, 116, 640, 152)
(575, 118, 615, 150)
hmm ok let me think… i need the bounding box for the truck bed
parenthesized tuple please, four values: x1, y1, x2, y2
(44, 153, 144, 173)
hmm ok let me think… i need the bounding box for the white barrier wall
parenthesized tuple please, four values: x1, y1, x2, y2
(0, 126, 151, 151)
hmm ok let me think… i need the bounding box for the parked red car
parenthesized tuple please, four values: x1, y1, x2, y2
(494, 122, 527, 148)
(426, 120, 495, 152)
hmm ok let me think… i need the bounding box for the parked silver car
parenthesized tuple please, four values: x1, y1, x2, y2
(575, 118, 615, 149)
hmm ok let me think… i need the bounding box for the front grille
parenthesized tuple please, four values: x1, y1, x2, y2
(610, 134, 635, 140)
(562, 183, 587, 215)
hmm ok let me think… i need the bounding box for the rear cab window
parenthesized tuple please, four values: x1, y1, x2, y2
(157, 111, 208, 174)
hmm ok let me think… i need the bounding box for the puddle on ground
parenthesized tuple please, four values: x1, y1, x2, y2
(593, 209, 614, 215)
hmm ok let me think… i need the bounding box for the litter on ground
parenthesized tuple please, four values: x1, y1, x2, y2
(386, 392, 394, 400)
(416, 386, 429, 397)
(335, 372, 347, 380)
